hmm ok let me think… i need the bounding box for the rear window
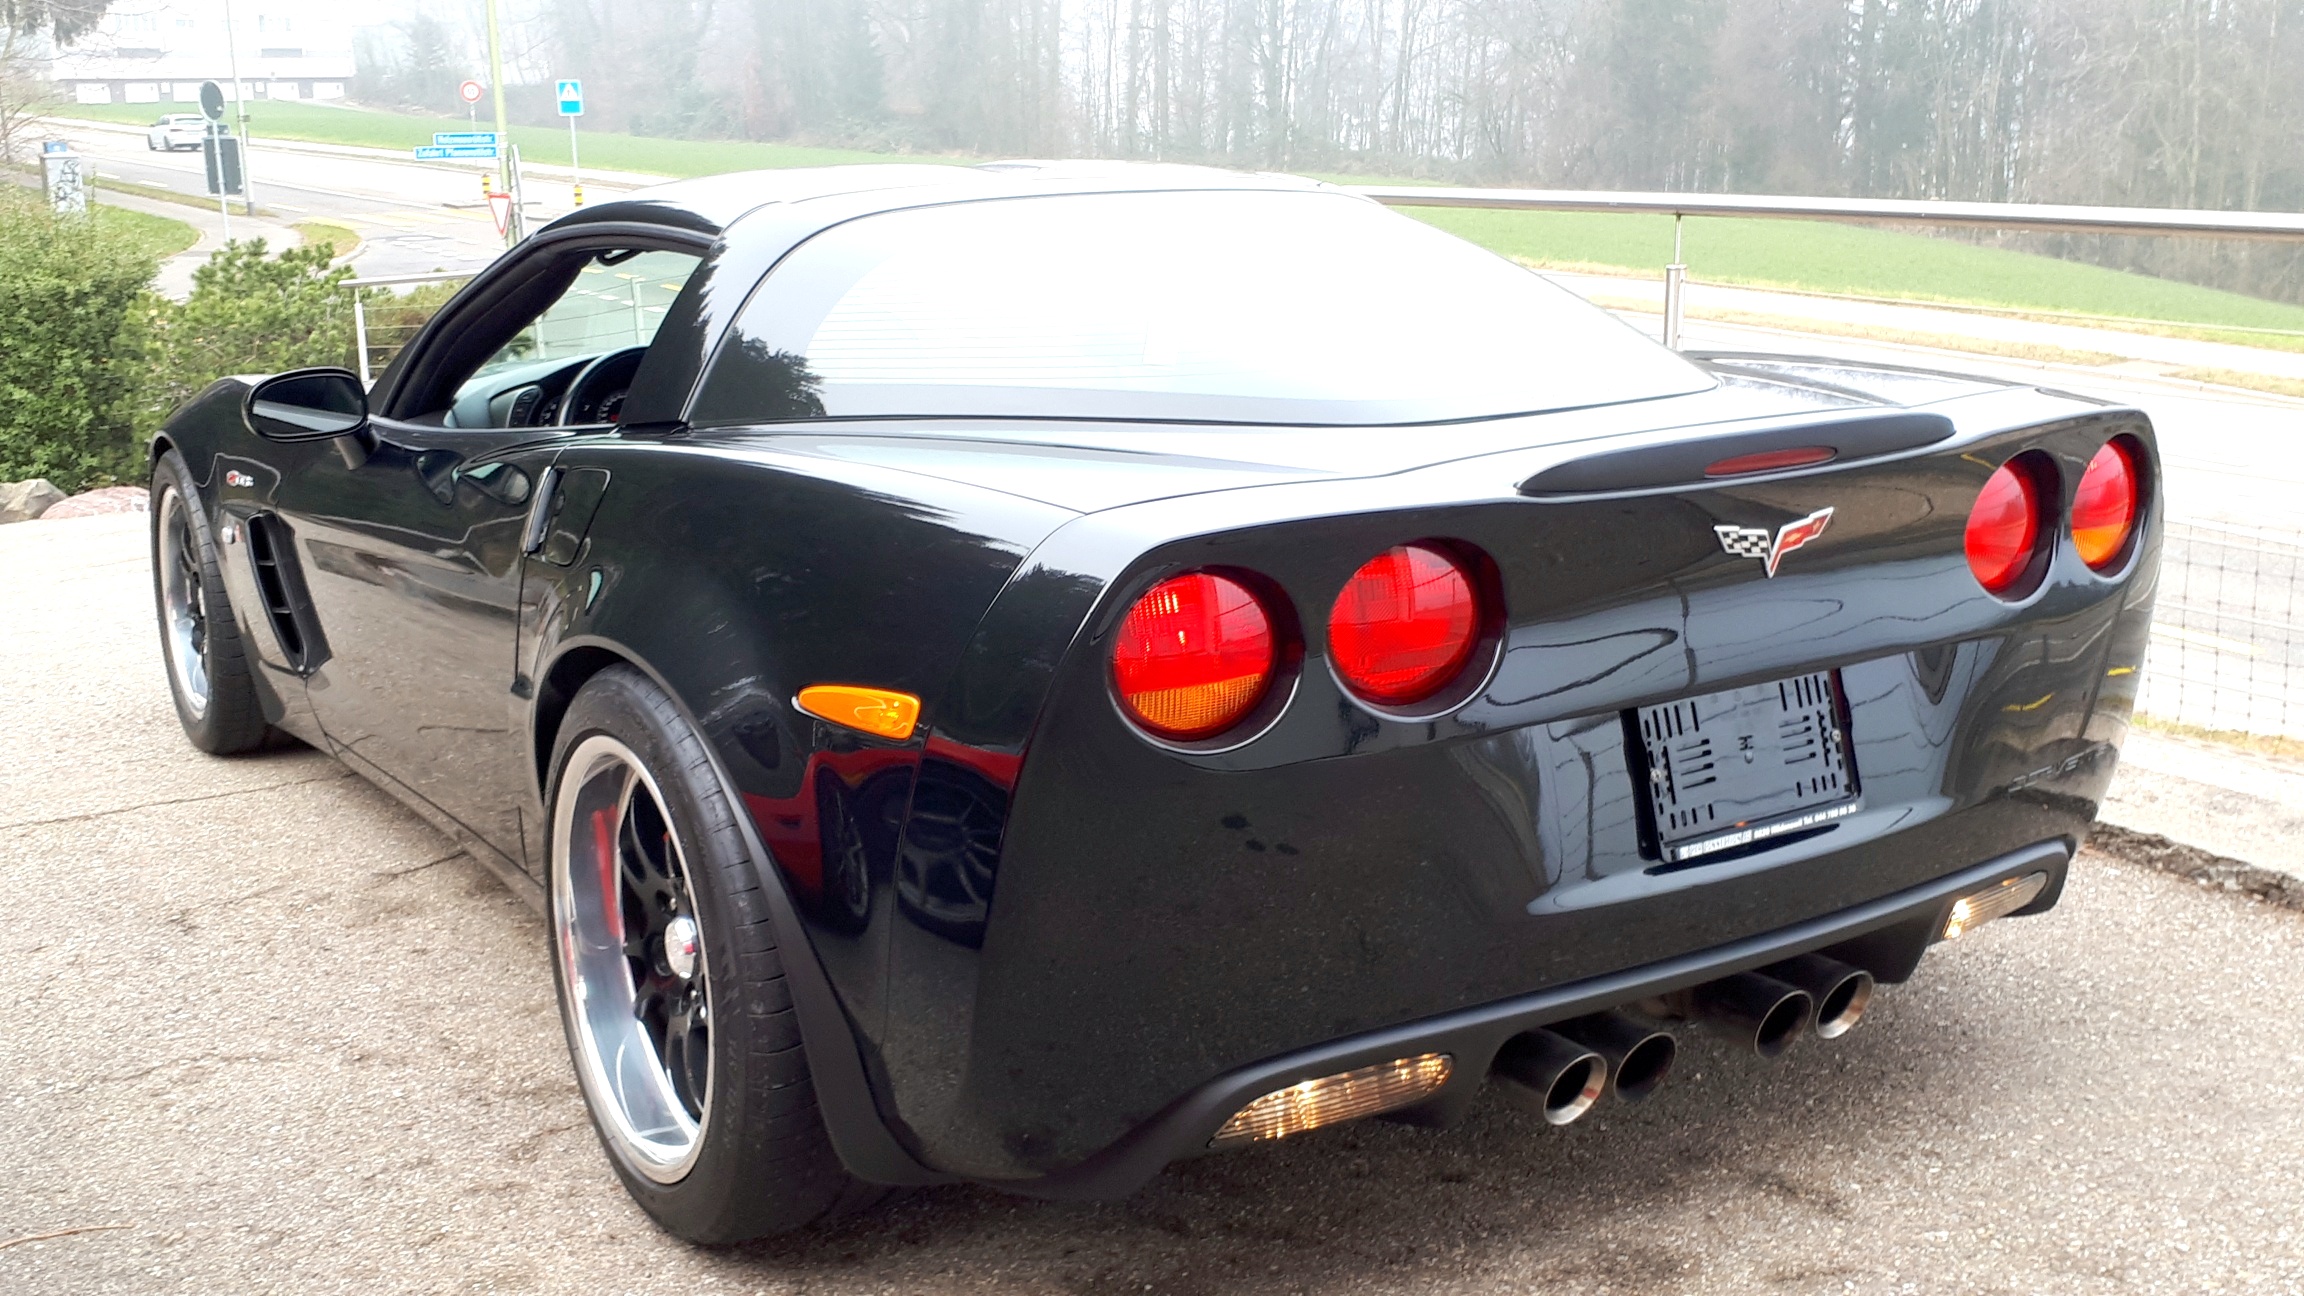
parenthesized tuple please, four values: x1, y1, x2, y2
(690, 189, 1711, 427)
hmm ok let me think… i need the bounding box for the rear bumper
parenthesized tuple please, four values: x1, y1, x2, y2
(1010, 837, 2067, 1199)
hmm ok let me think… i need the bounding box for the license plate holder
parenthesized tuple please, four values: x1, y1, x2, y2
(1632, 670, 1859, 863)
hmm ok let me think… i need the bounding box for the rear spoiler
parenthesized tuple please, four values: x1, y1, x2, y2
(1518, 411, 1956, 497)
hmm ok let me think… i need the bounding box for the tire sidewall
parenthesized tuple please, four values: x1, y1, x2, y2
(545, 666, 846, 1242)
(150, 450, 261, 753)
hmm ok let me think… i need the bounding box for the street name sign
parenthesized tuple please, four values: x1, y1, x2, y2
(433, 132, 500, 146)
(415, 144, 502, 160)
(556, 79, 583, 116)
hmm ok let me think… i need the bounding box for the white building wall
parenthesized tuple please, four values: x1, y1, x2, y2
(50, 0, 354, 103)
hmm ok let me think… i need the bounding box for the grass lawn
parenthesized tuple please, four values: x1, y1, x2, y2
(47, 100, 2304, 341)
(95, 203, 199, 260)
(1405, 207, 2304, 339)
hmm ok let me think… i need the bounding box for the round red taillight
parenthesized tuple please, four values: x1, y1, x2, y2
(1112, 571, 1277, 740)
(1328, 544, 1481, 706)
(2072, 439, 2140, 571)
(1965, 458, 2046, 596)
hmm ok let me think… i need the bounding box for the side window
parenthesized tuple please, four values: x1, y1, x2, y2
(445, 248, 703, 429)
(473, 249, 701, 379)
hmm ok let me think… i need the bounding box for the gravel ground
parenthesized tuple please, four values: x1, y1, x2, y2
(4, 511, 2301, 1295)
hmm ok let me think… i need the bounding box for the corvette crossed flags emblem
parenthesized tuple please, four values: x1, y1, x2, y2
(1715, 507, 1835, 578)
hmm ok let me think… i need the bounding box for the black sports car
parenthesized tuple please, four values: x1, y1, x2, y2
(148, 163, 2157, 1241)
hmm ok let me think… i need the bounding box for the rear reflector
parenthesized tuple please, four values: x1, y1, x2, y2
(1941, 871, 2049, 940)
(1964, 457, 2047, 595)
(1112, 571, 1276, 741)
(1328, 544, 1481, 706)
(1703, 445, 1837, 477)
(1209, 1053, 1453, 1147)
(2072, 439, 2141, 571)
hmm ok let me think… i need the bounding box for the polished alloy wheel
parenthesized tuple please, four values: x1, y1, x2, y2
(157, 486, 211, 719)
(554, 735, 714, 1183)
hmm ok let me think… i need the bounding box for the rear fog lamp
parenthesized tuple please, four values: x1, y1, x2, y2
(1209, 1053, 1452, 1147)
(1941, 871, 2049, 941)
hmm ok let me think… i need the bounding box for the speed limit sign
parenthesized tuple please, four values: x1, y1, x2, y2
(459, 79, 484, 104)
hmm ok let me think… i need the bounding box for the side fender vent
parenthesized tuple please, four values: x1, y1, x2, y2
(244, 513, 328, 673)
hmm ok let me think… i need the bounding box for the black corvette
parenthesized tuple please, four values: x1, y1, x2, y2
(147, 163, 2157, 1241)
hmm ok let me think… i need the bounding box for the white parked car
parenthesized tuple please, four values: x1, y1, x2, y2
(146, 115, 209, 151)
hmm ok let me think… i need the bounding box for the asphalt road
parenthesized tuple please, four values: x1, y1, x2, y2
(4, 511, 2302, 1294)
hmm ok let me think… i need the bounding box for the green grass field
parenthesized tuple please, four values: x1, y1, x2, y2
(95, 204, 199, 261)
(1408, 207, 2304, 337)
(50, 100, 2304, 339)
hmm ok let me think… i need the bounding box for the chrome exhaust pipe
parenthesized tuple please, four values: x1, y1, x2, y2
(1554, 1012, 1678, 1103)
(1693, 972, 1814, 1058)
(1761, 954, 1875, 1040)
(1492, 1030, 1607, 1125)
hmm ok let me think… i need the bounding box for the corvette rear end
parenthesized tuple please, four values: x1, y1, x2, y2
(874, 373, 2154, 1188)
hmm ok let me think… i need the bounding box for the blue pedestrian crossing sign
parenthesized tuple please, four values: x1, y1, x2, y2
(556, 80, 583, 117)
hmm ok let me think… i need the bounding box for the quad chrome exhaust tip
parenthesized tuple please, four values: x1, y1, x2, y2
(1761, 953, 1876, 1040)
(1493, 1030, 1607, 1125)
(1553, 1012, 1678, 1102)
(1691, 972, 1814, 1058)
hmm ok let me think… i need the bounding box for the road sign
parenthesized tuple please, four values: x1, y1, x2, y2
(432, 132, 499, 146)
(459, 79, 484, 104)
(198, 81, 224, 121)
(204, 130, 244, 196)
(415, 144, 500, 160)
(487, 191, 514, 237)
(556, 79, 583, 117)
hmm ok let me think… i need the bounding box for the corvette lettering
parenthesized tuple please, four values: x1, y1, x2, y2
(1715, 506, 1836, 577)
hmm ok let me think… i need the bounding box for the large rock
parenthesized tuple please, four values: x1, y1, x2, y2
(0, 479, 66, 524)
(43, 486, 149, 519)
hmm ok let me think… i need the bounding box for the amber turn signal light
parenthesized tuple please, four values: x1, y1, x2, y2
(795, 684, 921, 741)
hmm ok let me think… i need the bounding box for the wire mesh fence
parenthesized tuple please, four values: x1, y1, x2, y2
(2137, 519, 2304, 745)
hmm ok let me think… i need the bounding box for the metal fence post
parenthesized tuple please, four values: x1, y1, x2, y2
(352, 286, 372, 387)
(1663, 213, 1686, 350)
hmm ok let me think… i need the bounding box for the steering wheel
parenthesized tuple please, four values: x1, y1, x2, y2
(559, 345, 649, 427)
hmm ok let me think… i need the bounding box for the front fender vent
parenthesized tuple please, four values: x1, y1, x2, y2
(244, 513, 327, 673)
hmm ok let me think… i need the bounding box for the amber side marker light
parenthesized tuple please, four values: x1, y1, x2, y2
(1941, 871, 2049, 941)
(795, 684, 922, 741)
(1209, 1053, 1453, 1147)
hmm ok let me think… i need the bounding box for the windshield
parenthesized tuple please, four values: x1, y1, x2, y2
(692, 188, 1711, 427)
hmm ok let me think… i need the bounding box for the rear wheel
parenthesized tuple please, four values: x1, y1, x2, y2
(151, 451, 269, 754)
(547, 666, 876, 1242)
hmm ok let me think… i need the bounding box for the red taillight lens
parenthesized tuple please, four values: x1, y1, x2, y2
(1964, 458, 2045, 595)
(1112, 572, 1276, 740)
(1328, 544, 1481, 706)
(2072, 439, 2140, 571)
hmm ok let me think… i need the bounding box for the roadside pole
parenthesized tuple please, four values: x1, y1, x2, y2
(557, 79, 584, 206)
(219, 0, 256, 215)
(485, 0, 521, 244)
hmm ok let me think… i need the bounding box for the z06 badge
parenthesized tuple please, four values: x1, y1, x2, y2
(1716, 507, 1835, 577)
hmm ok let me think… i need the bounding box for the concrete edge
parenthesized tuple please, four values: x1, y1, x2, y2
(2086, 821, 2304, 912)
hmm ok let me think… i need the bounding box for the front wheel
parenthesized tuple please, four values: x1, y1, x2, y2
(546, 666, 878, 1242)
(151, 451, 270, 753)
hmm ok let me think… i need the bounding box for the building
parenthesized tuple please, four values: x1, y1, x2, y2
(47, 1, 354, 106)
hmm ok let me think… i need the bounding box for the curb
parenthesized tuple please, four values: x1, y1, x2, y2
(2087, 821, 2304, 911)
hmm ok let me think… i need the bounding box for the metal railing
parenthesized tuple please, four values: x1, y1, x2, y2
(343, 269, 484, 385)
(1350, 185, 2304, 348)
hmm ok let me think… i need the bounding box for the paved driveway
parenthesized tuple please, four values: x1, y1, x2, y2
(4, 512, 2301, 1294)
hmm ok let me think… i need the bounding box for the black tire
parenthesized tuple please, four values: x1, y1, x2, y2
(545, 665, 878, 1242)
(150, 450, 270, 754)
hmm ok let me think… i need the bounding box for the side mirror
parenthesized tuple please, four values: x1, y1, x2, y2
(245, 368, 369, 442)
